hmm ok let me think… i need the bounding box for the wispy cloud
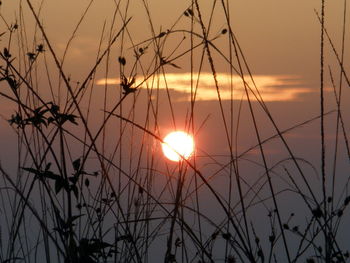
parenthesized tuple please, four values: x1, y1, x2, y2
(96, 73, 311, 102)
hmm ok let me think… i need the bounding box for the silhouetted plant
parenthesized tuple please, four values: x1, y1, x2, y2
(0, 0, 349, 262)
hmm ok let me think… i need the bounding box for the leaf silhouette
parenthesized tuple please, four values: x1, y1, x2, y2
(0, 76, 17, 90)
(118, 56, 126, 65)
(36, 44, 44, 53)
(157, 32, 166, 38)
(72, 158, 81, 172)
(120, 75, 137, 95)
(3, 47, 11, 58)
(55, 178, 65, 194)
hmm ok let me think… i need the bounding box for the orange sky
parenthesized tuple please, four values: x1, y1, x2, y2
(2, 0, 348, 79)
(1, 0, 349, 158)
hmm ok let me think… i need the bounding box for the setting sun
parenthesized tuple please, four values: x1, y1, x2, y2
(161, 131, 194, 162)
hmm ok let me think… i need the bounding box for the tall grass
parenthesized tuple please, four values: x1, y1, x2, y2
(0, 0, 349, 262)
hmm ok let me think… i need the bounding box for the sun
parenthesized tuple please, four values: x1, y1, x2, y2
(161, 131, 195, 162)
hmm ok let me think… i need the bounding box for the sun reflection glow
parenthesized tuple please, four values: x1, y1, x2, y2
(161, 131, 194, 162)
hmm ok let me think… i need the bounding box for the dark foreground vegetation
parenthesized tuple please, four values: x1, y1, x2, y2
(0, 0, 350, 262)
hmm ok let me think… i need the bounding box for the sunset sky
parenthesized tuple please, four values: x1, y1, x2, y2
(1, 0, 349, 160)
(1, 0, 350, 261)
